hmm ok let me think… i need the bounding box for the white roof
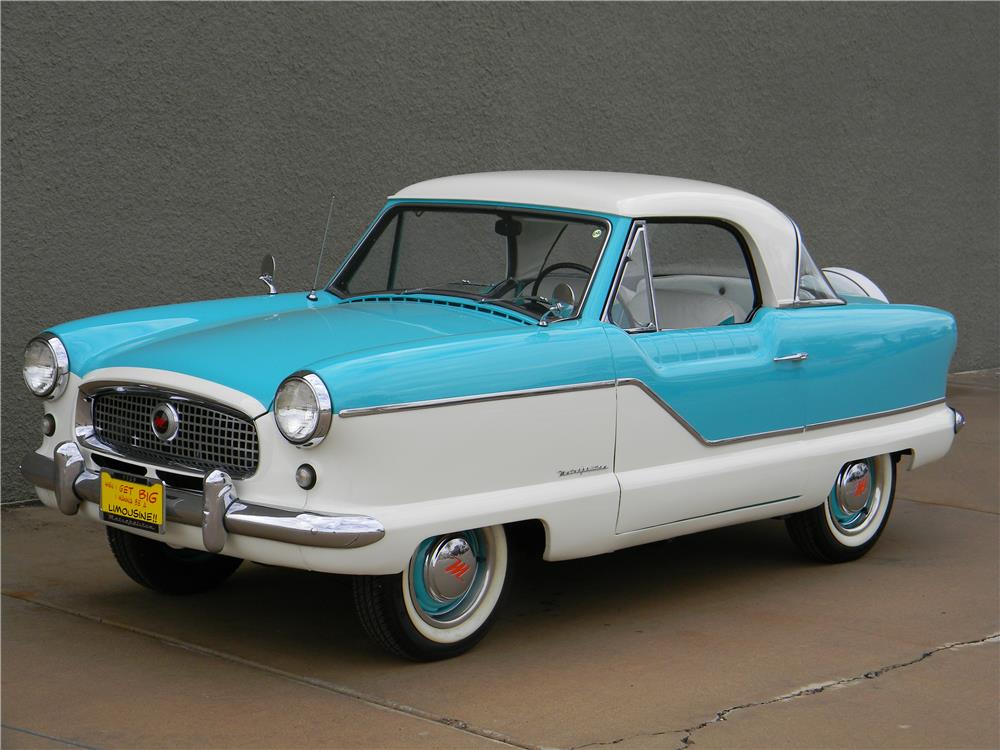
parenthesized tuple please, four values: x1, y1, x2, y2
(392, 171, 799, 306)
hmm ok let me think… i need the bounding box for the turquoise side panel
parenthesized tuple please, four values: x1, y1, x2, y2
(791, 304, 956, 425)
(604, 304, 956, 441)
(603, 308, 806, 440)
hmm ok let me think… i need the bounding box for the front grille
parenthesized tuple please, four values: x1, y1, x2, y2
(91, 391, 259, 478)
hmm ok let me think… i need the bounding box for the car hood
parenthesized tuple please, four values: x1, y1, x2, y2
(51, 292, 530, 410)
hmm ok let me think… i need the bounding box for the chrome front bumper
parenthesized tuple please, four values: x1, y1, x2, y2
(20, 442, 385, 553)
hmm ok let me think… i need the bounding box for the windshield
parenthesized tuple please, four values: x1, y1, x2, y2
(330, 206, 610, 319)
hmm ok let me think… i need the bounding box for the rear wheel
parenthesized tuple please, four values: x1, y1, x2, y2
(353, 525, 509, 660)
(106, 526, 242, 594)
(786, 454, 896, 563)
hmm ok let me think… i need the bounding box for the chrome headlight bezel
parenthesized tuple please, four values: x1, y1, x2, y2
(273, 371, 333, 447)
(23, 333, 70, 400)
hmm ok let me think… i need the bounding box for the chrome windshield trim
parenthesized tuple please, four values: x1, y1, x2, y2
(337, 380, 617, 419)
(600, 220, 644, 324)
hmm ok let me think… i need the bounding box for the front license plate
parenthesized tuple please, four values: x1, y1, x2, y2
(100, 472, 165, 534)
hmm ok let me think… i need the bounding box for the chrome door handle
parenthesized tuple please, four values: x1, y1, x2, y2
(774, 352, 808, 363)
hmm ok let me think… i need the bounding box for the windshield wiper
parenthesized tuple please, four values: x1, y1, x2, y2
(400, 279, 495, 295)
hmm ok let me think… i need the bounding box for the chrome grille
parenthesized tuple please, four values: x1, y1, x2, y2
(91, 391, 259, 478)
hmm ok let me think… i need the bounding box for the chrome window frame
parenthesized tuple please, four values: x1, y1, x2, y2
(786, 218, 845, 308)
(602, 217, 764, 332)
(601, 220, 659, 333)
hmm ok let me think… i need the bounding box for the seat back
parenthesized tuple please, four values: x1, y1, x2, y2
(652, 289, 747, 329)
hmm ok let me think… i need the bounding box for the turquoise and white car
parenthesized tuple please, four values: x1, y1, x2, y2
(20, 171, 963, 660)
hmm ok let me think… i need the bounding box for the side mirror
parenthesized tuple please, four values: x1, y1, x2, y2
(259, 255, 277, 295)
(552, 282, 576, 310)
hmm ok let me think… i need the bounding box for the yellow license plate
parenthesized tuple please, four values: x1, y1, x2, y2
(100, 472, 165, 533)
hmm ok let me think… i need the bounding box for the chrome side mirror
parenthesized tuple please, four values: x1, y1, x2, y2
(538, 284, 576, 327)
(552, 282, 576, 309)
(259, 255, 277, 295)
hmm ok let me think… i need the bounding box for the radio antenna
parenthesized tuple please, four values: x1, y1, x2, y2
(307, 193, 336, 301)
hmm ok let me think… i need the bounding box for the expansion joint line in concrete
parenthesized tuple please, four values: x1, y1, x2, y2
(569, 633, 1000, 750)
(3, 592, 537, 750)
(1, 723, 101, 750)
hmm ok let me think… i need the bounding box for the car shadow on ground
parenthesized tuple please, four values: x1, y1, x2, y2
(68, 516, 811, 666)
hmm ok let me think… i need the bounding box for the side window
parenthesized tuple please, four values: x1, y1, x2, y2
(610, 225, 656, 331)
(643, 221, 759, 329)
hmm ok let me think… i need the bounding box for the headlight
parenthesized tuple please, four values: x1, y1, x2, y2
(23, 334, 70, 399)
(274, 372, 332, 447)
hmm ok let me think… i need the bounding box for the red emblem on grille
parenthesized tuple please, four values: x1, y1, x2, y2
(445, 560, 471, 579)
(152, 412, 169, 434)
(150, 403, 179, 442)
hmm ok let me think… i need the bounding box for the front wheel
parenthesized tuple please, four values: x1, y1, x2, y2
(353, 525, 509, 661)
(785, 454, 897, 563)
(106, 526, 243, 594)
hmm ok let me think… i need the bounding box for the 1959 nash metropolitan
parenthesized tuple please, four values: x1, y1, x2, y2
(21, 171, 963, 660)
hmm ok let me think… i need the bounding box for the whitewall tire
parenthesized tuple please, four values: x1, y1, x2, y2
(353, 525, 510, 660)
(786, 454, 897, 563)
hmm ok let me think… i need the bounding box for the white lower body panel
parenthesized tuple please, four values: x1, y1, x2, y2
(29, 372, 955, 576)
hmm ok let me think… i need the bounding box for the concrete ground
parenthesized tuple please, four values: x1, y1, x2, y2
(3, 372, 998, 750)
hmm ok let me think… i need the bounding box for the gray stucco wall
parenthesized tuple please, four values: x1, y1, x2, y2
(3, 2, 997, 501)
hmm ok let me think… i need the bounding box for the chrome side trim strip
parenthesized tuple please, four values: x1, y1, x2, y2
(337, 375, 947, 444)
(802, 398, 946, 432)
(615, 378, 803, 446)
(337, 380, 617, 419)
(619, 379, 947, 445)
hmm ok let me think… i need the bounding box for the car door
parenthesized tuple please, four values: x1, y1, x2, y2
(605, 220, 810, 532)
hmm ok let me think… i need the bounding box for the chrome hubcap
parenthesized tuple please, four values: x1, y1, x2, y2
(834, 461, 872, 514)
(829, 457, 882, 535)
(408, 529, 494, 628)
(423, 536, 479, 602)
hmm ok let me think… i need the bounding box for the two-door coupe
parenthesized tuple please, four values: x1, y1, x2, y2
(21, 171, 963, 659)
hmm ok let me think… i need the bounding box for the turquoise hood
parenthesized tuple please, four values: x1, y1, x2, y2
(50, 292, 533, 410)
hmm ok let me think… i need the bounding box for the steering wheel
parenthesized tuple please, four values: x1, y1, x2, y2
(531, 262, 592, 297)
